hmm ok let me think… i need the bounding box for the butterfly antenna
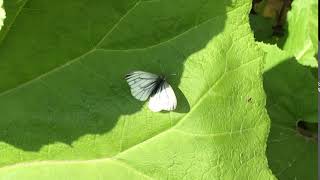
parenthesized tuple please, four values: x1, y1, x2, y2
(160, 62, 165, 75)
(154, 59, 165, 75)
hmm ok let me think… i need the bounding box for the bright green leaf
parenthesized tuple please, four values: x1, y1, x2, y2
(261, 43, 317, 179)
(0, 0, 275, 179)
(282, 0, 318, 67)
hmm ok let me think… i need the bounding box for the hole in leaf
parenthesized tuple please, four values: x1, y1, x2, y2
(296, 120, 318, 140)
(249, 0, 292, 43)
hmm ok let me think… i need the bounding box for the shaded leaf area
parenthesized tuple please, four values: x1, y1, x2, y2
(0, 0, 138, 93)
(250, 0, 318, 67)
(0, 0, 234, 92)
(249, 14, 275, 44)
(261, 43, 317, 180)
(0, 0, 275, 179)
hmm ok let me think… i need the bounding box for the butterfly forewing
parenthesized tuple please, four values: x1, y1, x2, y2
(125, 71, 159, 101)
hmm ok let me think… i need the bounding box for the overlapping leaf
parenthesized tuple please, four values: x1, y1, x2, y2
(250, 0, 318, 179)
(250, 0, 318, 67)
(282, 0, 318, 67)
(261, 43, 317, 179)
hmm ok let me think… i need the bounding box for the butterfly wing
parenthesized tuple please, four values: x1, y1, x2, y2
(148, 81, 177, 112)
(125, 71, 159, 101)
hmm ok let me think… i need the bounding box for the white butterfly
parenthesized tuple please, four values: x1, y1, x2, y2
(125, 71, 177, 112)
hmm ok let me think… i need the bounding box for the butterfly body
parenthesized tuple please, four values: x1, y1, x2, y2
(150, 76, 165, 95)
(125, 71, 177, 112)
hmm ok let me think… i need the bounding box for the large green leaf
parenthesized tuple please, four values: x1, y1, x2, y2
(0, 0, 4, 30)
(261, 43, 317, 179)
(282, 0, 318, 67)
(0, 0, 274, 179)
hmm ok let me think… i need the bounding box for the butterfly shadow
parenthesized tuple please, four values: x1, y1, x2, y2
(158, 87, 190, 114)
(173, 87, 190, 113)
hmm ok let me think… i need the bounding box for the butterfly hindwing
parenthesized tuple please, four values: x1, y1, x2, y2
(148, 81, 177, 112)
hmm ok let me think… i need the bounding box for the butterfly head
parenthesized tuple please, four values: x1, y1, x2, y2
(158, 75, 166, 81)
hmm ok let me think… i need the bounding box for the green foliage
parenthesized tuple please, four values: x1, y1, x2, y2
(261, 43, 317, 180)
(0, 0, 276, 179)
(251, 0, 318, 178)
(250, 0, 318, 67)
(282, 0, 318, 67)
(243, 0, 318, 179)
